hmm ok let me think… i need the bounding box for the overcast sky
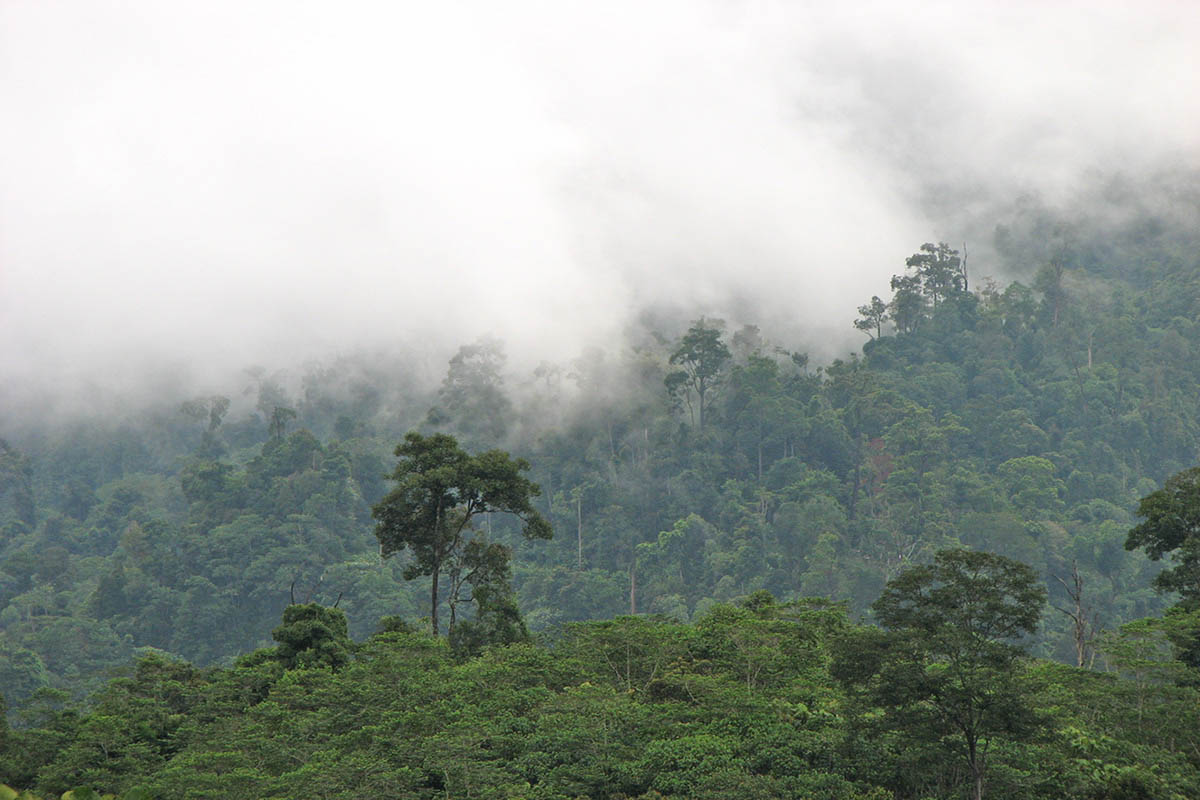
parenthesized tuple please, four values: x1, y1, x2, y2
(2, 1, 1198, 401)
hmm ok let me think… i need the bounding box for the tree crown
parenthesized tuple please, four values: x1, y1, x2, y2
(372, 432, 551, 562)
(873, 549, 1046, 645)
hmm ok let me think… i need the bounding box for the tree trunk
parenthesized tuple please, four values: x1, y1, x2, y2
(430, 568, 440, 636)
(576, 492, 583, 569)
(629, 560, 637, 614)
(968, 738, 984, 800)
(1055, 562, 1093, 668)
(849, 450, 861, 521)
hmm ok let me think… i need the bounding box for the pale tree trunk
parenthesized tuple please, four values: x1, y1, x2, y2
(430, 568, 440, 636)
(629, 560, 637, 614)
(1055, 562, 1094, 668)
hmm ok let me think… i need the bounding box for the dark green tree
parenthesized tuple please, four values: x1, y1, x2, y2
(666, 319, 731, 428)
(833, 549, 1047, 800)
(885, 243, 967, 336)
(267, 406, 297, 440)
(907, 242, 966, 306)
(1125, 466, 1200, 607)
(371, 432, 551, 635)
(446, 539, 530, 658)
(854, 295, 890, 340)
(445, 537, 523, 634)
(271, 603, 353, 670)
(888, 273, 926, 334)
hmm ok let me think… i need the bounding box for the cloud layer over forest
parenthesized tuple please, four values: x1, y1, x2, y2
(3, 1, 1198, 400)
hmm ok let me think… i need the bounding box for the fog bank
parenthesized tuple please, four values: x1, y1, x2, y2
(3, 1, 1198, 408)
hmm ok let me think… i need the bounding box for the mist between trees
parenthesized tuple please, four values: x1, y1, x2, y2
(2, 213, 1200, 798)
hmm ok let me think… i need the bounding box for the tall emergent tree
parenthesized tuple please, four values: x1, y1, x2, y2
(853, 295, 889, 339)
(665, 319, 731, 429)
(371, 432, 552, 635)
(906, 241, 966, 305)
(833, 549, 1046, 800)
(879, 242, 967, 334)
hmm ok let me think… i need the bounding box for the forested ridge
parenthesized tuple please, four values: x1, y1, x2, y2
(3, 204, 1200, 798)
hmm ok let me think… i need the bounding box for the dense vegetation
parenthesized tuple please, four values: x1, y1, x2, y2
(2, 198, 1200, 797)
(3, 572, 1199, 799)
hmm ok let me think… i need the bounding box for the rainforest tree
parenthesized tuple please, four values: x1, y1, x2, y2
(1126, 466, 1200, 668)
(1126, 466, 1200, 607)
(834, 549, 1047, 800)
(371, 432, 551, 635)
(665, 319, 731, 429)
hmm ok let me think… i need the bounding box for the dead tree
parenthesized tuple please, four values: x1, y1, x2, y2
(1054, 561, 1099, 668)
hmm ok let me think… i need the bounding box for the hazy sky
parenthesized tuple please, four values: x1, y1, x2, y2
(3, 1, 1199, 399)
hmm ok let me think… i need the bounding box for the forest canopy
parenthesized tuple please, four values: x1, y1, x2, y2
(3, 219, 1200, 797)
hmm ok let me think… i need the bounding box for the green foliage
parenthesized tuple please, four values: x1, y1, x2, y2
(427, 336, 513, 447)
(666, 319, 731, 428)
(907, 242, 967, 306)
(270, 603, 353, 670)
(1126, 466, 1200, 605)
(872, 548, 1046, 638)
(446, 539, 530, 658)
(372, 432, 551, 635)
(835, 550, 1048, 800)
(854, 295, 889, 340)
(4, 225, 1200, 799)
(0, 648, 51, 710)
(8, 580, 1197, 800)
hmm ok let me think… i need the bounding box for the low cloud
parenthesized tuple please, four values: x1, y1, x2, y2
(2, 1, 1197, 407)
